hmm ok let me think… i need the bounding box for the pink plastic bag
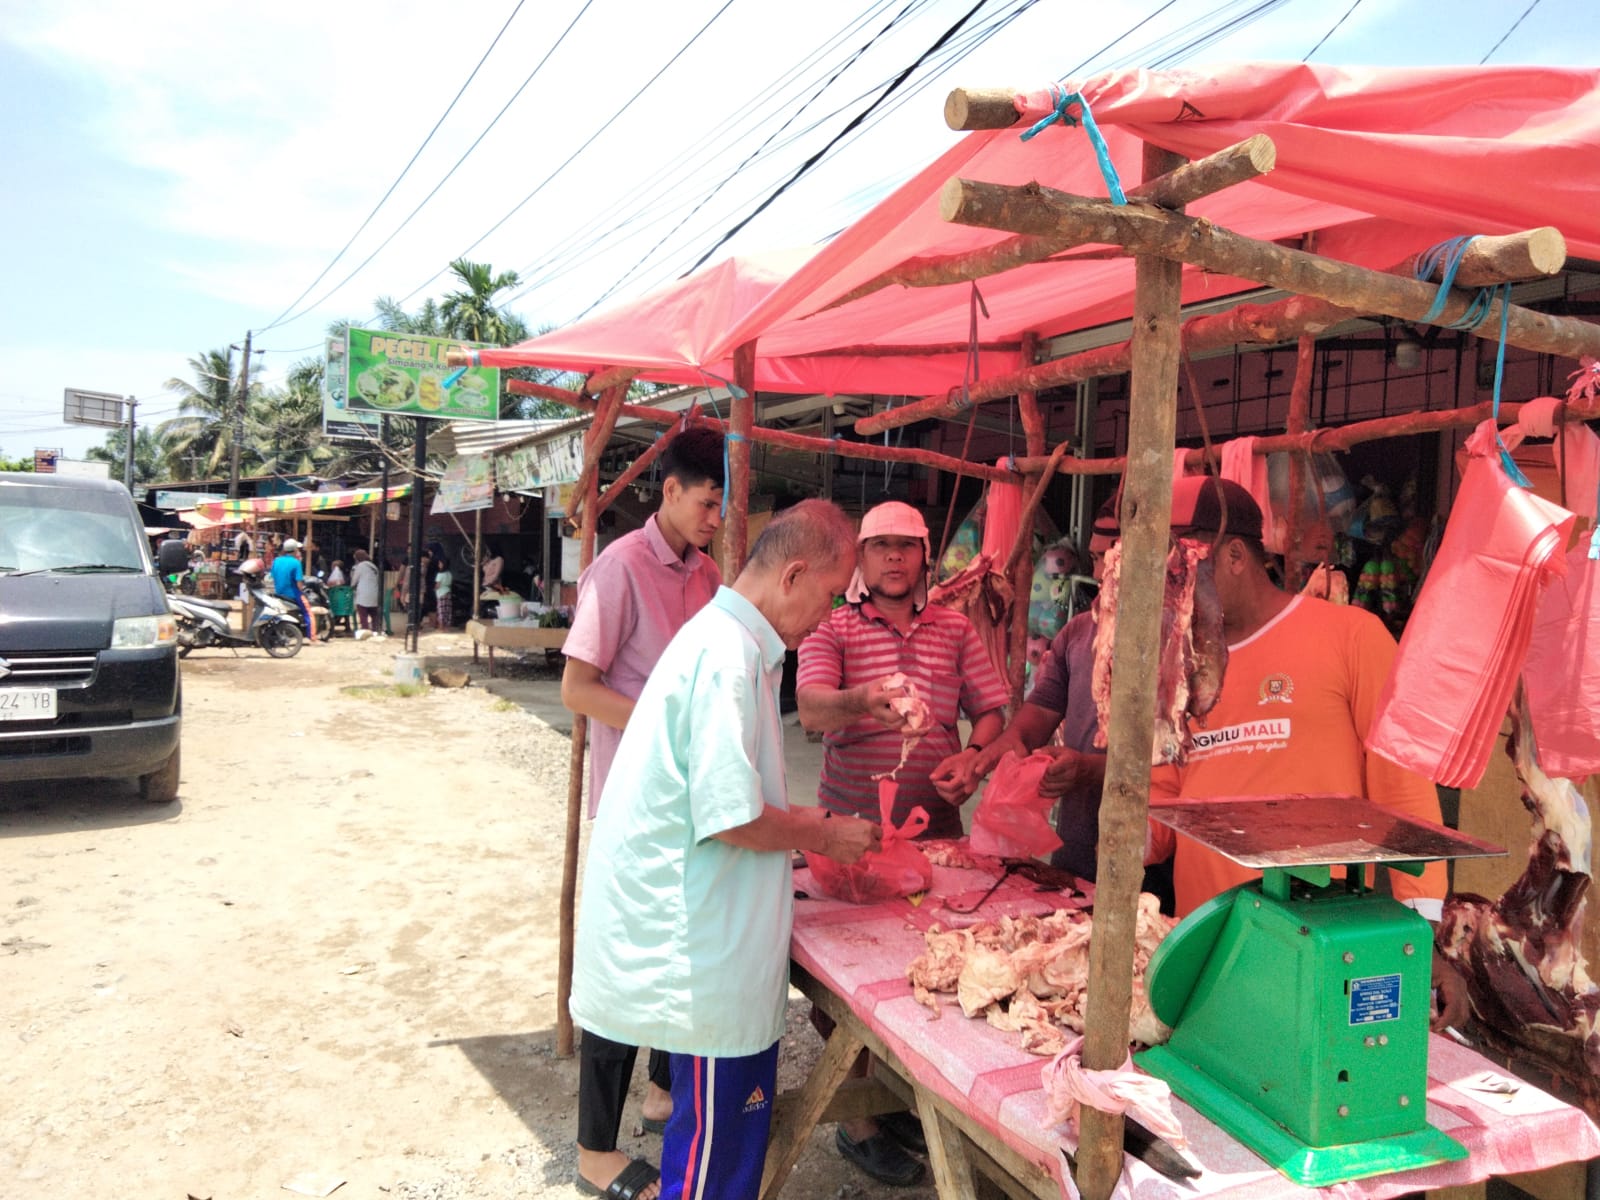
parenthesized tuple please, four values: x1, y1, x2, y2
(1368, 420, 1575, 788)
(969, 751, 1063, 859)
(804, 779, 932, 904)
(1523, 548, 1600, 780)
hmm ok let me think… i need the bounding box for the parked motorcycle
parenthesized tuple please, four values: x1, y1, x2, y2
(165, 558, 304, 659)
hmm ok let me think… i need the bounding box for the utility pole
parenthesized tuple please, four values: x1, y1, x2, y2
(229, 330, 253, 499)
(123, 394, 138, 492)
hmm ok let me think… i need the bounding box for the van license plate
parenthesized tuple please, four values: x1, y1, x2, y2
(0, 689, 57, 721)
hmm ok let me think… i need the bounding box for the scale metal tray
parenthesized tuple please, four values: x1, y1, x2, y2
(1148, 794, 1504, 869)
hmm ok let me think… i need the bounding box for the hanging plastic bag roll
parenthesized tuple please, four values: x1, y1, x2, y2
(1523, 549, 1600, 780)
(1367, 420, 1575, 788)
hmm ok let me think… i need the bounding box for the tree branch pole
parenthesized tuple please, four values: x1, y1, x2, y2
(822, 134, 1277, 314)
(509, 381, 1022, 485)
(556, 385, 627, 1060)
(592, 422, 684, 518)
(1281, 335, 1317, 590)
(941, 179, 1593, 357)
(724, 341, 756, 579)
(1077, 144, 1187, 1200)
(1003, 441, 1066, 714)
(856, 225, 1571, 436)
(406, 422, 427, 655)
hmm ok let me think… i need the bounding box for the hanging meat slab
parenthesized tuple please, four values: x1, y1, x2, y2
(1436, 694, 1600, 1115)
(1090, 538, 1227, 765)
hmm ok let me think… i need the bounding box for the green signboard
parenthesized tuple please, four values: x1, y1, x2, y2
(344, 327, 501, 423)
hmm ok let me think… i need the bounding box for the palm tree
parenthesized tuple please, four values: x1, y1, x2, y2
(248, 372, 335, 477)
(86, 427, 163, 484)
(159, 349, 251, 480)
(440, 258, 521, 345)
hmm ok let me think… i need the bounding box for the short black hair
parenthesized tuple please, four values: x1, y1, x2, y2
(662, 423, 726, 490)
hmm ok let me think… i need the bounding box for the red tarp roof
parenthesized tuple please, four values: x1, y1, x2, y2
(478, 63, 1600, 397)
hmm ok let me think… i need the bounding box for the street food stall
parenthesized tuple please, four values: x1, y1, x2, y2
(462, 63, 1600, 1199)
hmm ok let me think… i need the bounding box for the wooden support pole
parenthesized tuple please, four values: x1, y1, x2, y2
(472, 508, 483, 621)
(1016, 332, 1045, 457)
(556, 386, 625, 1060)
(566, 384, 631, 527)
(583, 365, 638, 395)
(858, 225, 1574, 437)
(592, 422, 683, 518)
(944, 86, 1022, 131)
(1076, 144, 1187, 1200)
(511, 381, 1023, 484)
(826, 135, 1276, 314)
(939, 179, 1594, 358)
(1281, 335, 1317, 591)
(1003, 442, 1066, 713)
(724, 341, 756, 579)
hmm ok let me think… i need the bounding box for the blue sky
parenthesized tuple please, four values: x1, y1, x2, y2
(1, 0, 1593, 461)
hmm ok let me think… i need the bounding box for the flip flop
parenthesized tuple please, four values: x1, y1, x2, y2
(575, 1157, 659, 1199)
(640, 1116, 667, 1135)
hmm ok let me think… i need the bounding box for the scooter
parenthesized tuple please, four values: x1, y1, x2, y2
(164, 558, 305, 659)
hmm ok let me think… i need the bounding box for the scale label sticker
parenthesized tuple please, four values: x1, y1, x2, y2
(1349, 974, 1402, 1024)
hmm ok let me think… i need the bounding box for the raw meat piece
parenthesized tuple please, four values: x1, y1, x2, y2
(918, 839, 1000, 871)
(904, 899, 1176, 1056)
(1436, 693, 1600, 1114)
(1301, 562, 1350, 604)
(1091, 538, 1226, 765)
(872, 672, 932, 781)
(930, 551, 1012, 683)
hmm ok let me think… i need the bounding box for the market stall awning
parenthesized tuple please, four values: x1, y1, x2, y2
(189, 482, 414, 522)
(473, 63, 1600, 397)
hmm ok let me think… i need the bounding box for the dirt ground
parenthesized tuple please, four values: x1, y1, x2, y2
(2, 631, 939, 1200)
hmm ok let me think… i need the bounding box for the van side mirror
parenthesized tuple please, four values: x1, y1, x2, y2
(158, 540, 191, 575)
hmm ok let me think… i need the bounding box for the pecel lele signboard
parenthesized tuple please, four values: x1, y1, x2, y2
(344, 328, 500, 423)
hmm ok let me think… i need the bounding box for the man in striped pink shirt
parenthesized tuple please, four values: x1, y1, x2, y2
(797, 500, 1008, 1186)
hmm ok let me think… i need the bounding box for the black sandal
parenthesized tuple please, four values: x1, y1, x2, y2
(836, 1127, 926, 1187)
(576, 1157, 660, 1199)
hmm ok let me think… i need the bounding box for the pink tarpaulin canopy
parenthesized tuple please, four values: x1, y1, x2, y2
(479, 63, 1600, 397)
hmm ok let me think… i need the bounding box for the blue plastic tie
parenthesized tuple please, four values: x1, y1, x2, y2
(720, 430, 747, 519)
(1487, 283, 1532, 488)
(1019, 83, 1126, 205)
(441, 366, 467, 389)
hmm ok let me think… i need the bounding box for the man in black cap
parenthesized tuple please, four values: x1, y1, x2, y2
(1149, 474, 1468, 1029)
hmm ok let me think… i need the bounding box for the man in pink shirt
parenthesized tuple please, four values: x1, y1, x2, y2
(561, 422, 725, 1200)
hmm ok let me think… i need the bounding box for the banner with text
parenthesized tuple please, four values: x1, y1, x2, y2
(495, 431, 584, 493)
(344, 328, 500, 423)
(432, 455, 495, 515)
(323, 335, 380, 439)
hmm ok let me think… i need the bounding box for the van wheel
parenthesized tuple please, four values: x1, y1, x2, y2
(261, 622, 304, 659)
(139, 747, 180, 804)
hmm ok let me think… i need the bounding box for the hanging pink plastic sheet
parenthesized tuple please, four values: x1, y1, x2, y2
(969, 751, 1063, 860)
(1368, 421, 1575, 788)
(1522, 549, 1600, 780)
(804, 779, 933, 904)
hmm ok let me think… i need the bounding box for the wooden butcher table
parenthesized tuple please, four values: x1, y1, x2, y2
(766, 859, 1600, 1200)
(464, 618, 566, 677)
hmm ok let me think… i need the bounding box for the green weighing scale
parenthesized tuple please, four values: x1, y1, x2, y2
(1136, 795, 1504, 1188)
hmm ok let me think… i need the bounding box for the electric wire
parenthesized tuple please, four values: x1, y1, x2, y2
(258, 0, 529, 334)
(1303, 0, 1363, 61)
(271, 0, 597, 332)
(1480, 0, 1541, 63)
(394, 0, 745, 309)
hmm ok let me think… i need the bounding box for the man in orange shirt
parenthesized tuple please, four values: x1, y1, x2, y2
(1148, 475, 1468, 1029)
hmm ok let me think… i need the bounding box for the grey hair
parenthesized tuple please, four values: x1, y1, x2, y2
(742, 499, 856, 577)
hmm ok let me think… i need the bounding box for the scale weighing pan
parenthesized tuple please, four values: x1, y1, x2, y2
(1139, 795, 1504, 1187)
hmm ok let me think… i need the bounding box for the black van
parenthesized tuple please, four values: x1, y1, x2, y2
(0, 472, 181, 802)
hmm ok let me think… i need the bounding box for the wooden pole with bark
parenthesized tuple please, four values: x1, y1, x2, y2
(556, 384, 627, 1059)
(1005, 334, 1048, 713)
(858, 225, 1572, 437)
(1280, 335, 1318, 591)
(823, 134, 1278, 314)
(1075, 144, 1187, 1200)
(724, 341, 757, 579)
(509, 381, 1022, 485)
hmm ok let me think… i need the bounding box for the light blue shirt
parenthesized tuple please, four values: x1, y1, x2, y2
(569, 587, 793, 1057)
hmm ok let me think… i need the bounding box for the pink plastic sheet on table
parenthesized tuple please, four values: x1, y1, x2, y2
(791, 863, 1600, 1200)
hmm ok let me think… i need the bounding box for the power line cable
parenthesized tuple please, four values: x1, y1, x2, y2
(1303, 0, 1362, 61)
(258, 0, 529, 334)
(1480, 0, 1541, 63)
(1063, 0, 1183, 76)
(682, 0, 996, 276)
(273, 0, 597, 331)
(395, 0, 745, 308)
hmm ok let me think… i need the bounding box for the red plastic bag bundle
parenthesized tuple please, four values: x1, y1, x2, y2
(969, 750, 1063, 859)
(1368, 420, 1575, 788)
(804, 779, 932, 904)
(1523, 548, 1600, 780)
